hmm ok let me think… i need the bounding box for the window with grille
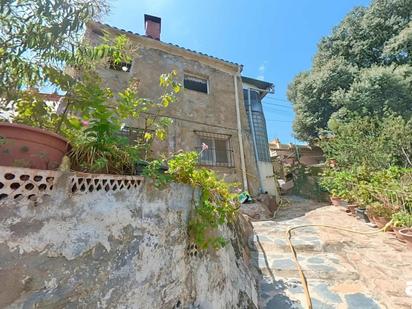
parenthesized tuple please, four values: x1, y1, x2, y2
(195, 131, 234, 167)
(184, 74, 208, 94)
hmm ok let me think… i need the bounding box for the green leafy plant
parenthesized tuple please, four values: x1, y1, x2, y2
(366, 202, 395, 220)
(1, 9, 181, 175)
(320, 168, 356, 201)
(144, 151, 240, 250)
(0, 0, 109, 100)
(392, 211, 412, 228)
(320, 116, 412, 170)
(67, 70, 180, 174)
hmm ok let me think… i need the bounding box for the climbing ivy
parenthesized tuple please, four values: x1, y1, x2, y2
(144, 152, 239, 250)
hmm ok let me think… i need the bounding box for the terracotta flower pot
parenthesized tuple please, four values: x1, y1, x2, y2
(393, 227, 405, 242)
(366, 212, 375, 224)
(330, 196, 344, 206)
(399, 228, 412, 249)
(347, 204, 358, 216)
(0, 123, 70, 170)
(373, 216, 392, 231)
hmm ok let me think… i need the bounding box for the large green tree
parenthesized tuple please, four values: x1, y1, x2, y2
(288, 0, 412, 142)
(0, 0, 108, 98)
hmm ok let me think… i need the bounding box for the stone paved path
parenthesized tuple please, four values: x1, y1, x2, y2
(249, 196, 412, 309)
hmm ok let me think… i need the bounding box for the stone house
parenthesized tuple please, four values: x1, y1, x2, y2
(86, 15, 276, 197)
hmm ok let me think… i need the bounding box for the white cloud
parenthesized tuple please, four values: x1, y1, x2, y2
(257, 63, 265, 80)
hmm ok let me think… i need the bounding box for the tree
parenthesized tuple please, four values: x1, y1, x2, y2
(288, 0, 412, 142)
(0, 0, 108, 98)
(320, 115, 412, 169)
(331, 64, 412, 121)
(0, 0, 181, 174)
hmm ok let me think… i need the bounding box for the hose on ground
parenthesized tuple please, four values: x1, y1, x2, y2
(286, 220, 393, 309)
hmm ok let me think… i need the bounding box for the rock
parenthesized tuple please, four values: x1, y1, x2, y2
(256, 194, 279, 215)
(240, 202, 272, 220)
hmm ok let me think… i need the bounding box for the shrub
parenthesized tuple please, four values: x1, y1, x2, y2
(366, 203, 395, 220)
(392, 211, 412, 228)
(144, 151, 239, 250)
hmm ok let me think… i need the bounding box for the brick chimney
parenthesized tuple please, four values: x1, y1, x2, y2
(144, 14, 161, 40)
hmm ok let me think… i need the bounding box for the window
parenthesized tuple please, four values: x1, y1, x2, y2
(109, 60, 132, 72)
(184, 74, 208, 93)
(91, 28, 104, 36)
(243, 88, 271, 162)
(195, 131, 234, 167)
(118, 126, 150, 144)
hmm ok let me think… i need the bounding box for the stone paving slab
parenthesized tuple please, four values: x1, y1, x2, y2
(253, 251, 359, 281)
(259, 275, 381, 309)
(250, 196, 412, 309)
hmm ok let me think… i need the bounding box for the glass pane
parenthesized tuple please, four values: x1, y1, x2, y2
(200, 138, 214, 164)
(184, 75, 208, 93)
(215, 139, 228, 163)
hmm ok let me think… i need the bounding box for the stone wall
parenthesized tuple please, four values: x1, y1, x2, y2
(0, 166, 258, 308)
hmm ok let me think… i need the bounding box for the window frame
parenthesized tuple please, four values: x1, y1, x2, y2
(109, 60, 132, 72)
(195, 131, 234, 168)
(183, 73, 209, 94)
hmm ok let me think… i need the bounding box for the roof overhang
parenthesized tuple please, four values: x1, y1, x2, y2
(88, 22, 243, 74)
(241, 76, 274, 98)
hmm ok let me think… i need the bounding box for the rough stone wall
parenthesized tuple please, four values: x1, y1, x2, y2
(85, 24, 260, 195)
(0, 167, 257, 308)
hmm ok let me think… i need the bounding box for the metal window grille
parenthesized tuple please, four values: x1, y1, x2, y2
(194, 131, 234, 167)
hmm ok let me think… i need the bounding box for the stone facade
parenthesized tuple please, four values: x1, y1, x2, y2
(0, 166, 258, 308)
(85, 22, 274, 196)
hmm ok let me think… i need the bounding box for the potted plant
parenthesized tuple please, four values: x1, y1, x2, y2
(67, 70, 180, 175)
(392, 212, 412, 242)
(1, 3, 138, 172)
(356, 207, 370, 222)
(320, 170, 346, 206)
(366, 203, 394, 230)
(0, 1, 112, 170)
(352, 180, 372, 220)
(0, 91, 70, 170)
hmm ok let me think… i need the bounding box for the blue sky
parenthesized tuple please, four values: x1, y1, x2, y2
(105, 0, 371, 144)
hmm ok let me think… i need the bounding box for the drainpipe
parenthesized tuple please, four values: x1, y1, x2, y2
(247, 88, 263, 193)
(233, 70, 248, 191)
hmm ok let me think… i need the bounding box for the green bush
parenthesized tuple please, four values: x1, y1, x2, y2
(320, 168, 356, 201)
(392, 211, 412, 228)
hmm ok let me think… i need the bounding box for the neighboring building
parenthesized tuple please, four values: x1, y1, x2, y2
(269, 138, 325, 167)
(86, 15, 277, 196)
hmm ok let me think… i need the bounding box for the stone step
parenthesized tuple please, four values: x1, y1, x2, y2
(259, 276, 381, 309)
(251, 232, 324, 253)
(252, 251, 359, 282)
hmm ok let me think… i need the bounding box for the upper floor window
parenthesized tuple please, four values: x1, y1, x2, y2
(184, 74, 208, 94)
(109, 60, 132, 72)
